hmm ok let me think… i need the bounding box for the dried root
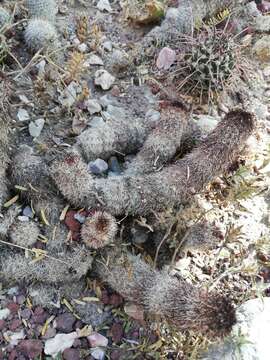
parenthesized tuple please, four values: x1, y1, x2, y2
(51, 109, 256, 216)
(96, 251, 236, 337)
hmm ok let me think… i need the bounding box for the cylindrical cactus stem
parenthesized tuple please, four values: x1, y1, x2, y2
(24, 19, 58, 53)
(51, 109, 256, 216)
(0, 246, 93, 284)
(25, 0, 57, 22)
(0, 118, 10, 208)
(0, 6, 11, 28)
(125, 105, 188, 175)
(96, 252, 236, 337)
(76, 113, 161, 162)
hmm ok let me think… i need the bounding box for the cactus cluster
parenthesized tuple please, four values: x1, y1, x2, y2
(24, 18, 58, 52)
(171, 27, 240, 102)
(24, 0, 59, 53)
(25, 0, 57, 22)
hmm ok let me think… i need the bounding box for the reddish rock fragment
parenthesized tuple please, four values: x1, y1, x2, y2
(110, 323, 124, 344)
(18, 340, 43, 359)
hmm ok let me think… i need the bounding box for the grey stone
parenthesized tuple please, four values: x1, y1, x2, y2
(73, 303, 110, 327)
(102, 40, 113, 52)
(74, 213, 86, 224)
(86, 99, 102, 115)
(91, 347, 106, 360)
(17, 108, 30, 122)
(108, 49, 130, 73)
(131, 227, 148, 245)
(88, 159, 108, 174)
(0, 308, 11, 320)
(22, 206, 34, 218)
(29, 118, 45, 138)
(194, 115, 219, 137)
(95, 69, 115, 90)
(104, 105, 126, 121)
(87, 54, 104, 66)
(97, 0, 112, 13)
(90, 116, 105, 127)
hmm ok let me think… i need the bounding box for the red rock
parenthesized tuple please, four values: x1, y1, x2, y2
(7, 303, 19, 314)
(8, 350, 17, 360)
(110, 349, 123, 360)
(31, 307, 48, 325)
(110, 323, 124, 344)
(55, 313, 76, 333)
(0, 320, 5, 331)
(9, 319, 21, 331)
(111, 85, 120, 97)
(18, 339, 43, 359)
(100, 290, 110, 305)
(63, 348, 80, 360)
(109, 293, 123, 307)
(65, 211, 81, 233)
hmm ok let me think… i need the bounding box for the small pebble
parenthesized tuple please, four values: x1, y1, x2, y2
(88, 159, 108, 175)
(97, 0, 112, 12)
(95, 70, 115, 90)
(29, 118, 45, 138)
(90, 347, 106, 360)
(77, 43, 88, 53)
(20, 309, 32, 320)
(18, 216, 29, 222)
(88, 332, 108, 347)
(55, 313, 76, 333)
(86, 54, 104, 66)
(108, 156, 121, 175)
(74, 213, 86, 224)
(102, 40, 113, 52)
(22, 206, 34, 218)
(17, 108, 30, 122)
(85, 99, 102, 115)
(63, 348, 80, 360)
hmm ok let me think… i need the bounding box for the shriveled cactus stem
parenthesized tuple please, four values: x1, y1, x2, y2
(51, 109, 256, 216)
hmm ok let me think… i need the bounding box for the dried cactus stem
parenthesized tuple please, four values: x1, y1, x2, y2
(76, 113, 160, 162)
(125, 105, 187, 175)
(96, 252, 236, 337)
(51, 109, 256, 215)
